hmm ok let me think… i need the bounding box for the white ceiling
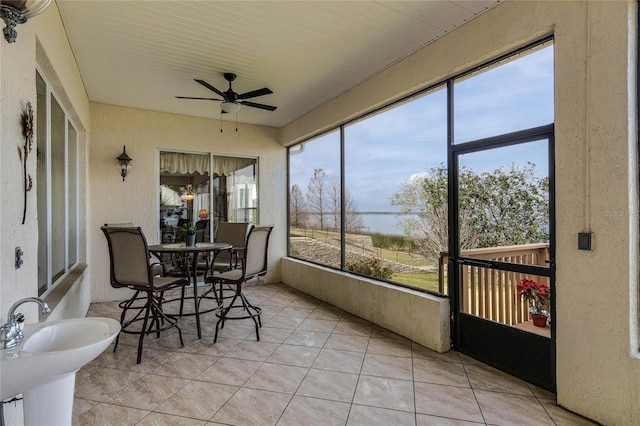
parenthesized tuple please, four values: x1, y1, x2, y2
(56, 0, 500, 128)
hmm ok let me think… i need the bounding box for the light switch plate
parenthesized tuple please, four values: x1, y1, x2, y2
(578, 232, 592, 251)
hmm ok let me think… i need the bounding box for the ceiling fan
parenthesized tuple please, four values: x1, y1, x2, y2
(176, 72, 277, 113)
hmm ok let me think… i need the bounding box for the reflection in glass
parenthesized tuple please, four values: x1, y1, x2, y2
(51, 94, 65, 282)
(68, 124, 77, 268)
(36, 71, 48, 296)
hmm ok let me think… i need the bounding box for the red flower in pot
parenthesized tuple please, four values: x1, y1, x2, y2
(516, 278, 550, 327)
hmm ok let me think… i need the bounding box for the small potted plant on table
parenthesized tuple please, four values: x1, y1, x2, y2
(179, 222, 197, 246)
(517, 278, 550, 327)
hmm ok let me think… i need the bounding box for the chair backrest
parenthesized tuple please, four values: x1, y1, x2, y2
(195, 219, 209, 231)
(243, 225, 274, 280)
(215, 222, 250, 260)
(215, 222, 249, 246)
(101, 226, 152, 289)
(195, 219, 209, 243)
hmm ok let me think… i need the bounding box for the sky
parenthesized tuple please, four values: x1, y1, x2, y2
(289, 44, 554, 213)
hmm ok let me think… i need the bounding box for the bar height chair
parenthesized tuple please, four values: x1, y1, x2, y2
(211, 222, 250, 274)
(205, 225, 273, 343)
(101, 226, 189, 363)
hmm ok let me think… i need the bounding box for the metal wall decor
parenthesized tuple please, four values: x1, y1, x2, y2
(20, 101, 33, 224)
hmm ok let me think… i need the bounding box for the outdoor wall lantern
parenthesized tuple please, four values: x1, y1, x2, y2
(116, 145, 132, 181)
(0, 0, 52, 43)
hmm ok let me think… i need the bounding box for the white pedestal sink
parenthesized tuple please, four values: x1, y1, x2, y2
(0, 317, 120, 426)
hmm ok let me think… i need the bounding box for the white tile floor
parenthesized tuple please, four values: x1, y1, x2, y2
(3, 283, 597, 425)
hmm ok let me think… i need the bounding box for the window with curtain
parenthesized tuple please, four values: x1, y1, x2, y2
(159, 151, 258, 241)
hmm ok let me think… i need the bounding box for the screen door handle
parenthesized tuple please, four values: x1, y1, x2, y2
(457, 259, 495, 269)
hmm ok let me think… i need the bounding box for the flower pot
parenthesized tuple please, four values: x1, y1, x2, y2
(185, 234, 196, 247)
(531, 313, 548, 328)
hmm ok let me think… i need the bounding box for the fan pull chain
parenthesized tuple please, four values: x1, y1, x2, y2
(235, 110, 238, 132)
(220, 112, 223, 133)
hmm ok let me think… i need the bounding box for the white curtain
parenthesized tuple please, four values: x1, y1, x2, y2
(193, 183, 210, 222)
(226, 173, 238, 221)
(160, 152, 209, 175)
(213, 157, 254, 176)
(160, 152, 254, 176)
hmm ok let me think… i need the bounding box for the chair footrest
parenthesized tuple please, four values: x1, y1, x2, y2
(215, 304, 262, 321)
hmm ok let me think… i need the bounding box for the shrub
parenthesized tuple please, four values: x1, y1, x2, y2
(371, 233, 418, 251)
(346, 257, 393, 280)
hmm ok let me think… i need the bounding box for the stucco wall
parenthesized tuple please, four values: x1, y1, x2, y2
(0, 7, 38, 322)
(89, 103, 286, 302)
(280, 1, 639, 425)
(0, 2, 90, 323)
(282, 258, 450, 352)
(1, 0, 638, 424)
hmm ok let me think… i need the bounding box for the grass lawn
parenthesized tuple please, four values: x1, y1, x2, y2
(291, 227, 444, 293)
(391, 272, 441, 293)
(290, 227, 433, 268)
(374, 247, 431, 267)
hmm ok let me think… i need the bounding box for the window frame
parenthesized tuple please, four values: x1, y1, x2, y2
(36, 67, 80, 296)
(157, 149, 260, 242)
(287, 37, 554, 297)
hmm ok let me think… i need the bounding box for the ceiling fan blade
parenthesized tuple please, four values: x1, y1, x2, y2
(237, 88, 273, 100)
(194, 79, 225, 98)
(240, 101, 277, 111)
(175, 96, 223, 101)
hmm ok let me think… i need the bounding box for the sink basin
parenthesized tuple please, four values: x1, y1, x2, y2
(22, 317, 119, 354)
(0, 317, 120, 425)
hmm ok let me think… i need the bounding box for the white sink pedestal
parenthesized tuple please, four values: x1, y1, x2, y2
(0, 317, 120, 425)
(23, 373, 75, 426)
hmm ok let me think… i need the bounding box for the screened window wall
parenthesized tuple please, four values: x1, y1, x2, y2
(289, 131, 342, 269)
(288, 40, 554, 295)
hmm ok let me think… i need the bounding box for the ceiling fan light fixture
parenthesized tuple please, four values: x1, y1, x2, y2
(181, 184, 195, 201)
(221, 101, 240, 114)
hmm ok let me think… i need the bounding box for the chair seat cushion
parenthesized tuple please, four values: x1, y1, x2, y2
(209, 269, 243, 283)
(152, 275, 188, 291)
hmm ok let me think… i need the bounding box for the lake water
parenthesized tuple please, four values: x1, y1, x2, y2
(310, 212, 415, 236)
(357, 213, 412, 236)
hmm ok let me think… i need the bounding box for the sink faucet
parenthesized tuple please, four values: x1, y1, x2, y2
(1, 297, 51, 349)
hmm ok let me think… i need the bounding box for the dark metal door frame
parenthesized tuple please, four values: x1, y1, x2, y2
(448, 123, 556, 391)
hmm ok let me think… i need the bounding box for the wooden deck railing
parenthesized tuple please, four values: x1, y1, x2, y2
(438, 243, 550, 326)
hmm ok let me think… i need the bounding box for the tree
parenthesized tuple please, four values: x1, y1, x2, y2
(327, 176, 365, 233)
(344, 189, 364, 233)
(461, 163, 549, 248)
(328, 177, 340, 231)
(307, 168, 328, 229)
(289, 184, 308, 228)
(391, 163, 549, 260)
(304, 170, 365, 233)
